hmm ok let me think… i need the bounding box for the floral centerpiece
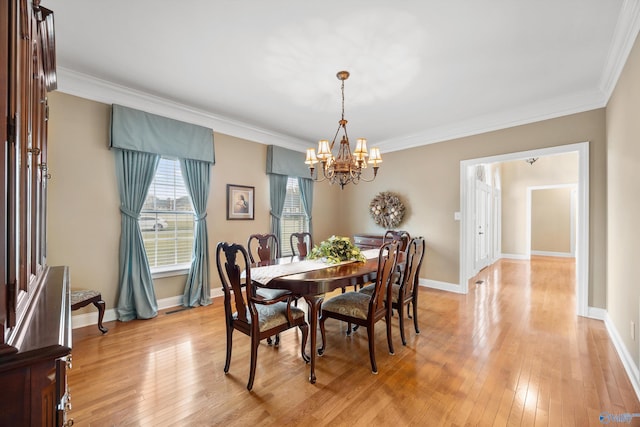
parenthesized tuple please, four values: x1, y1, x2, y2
(308, 235, 366, 264)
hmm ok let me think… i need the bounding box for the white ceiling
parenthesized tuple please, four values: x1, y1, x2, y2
(46, 0, 640, 153)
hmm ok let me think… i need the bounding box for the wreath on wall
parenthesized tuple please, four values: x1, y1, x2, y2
(369, 192, 406, 229)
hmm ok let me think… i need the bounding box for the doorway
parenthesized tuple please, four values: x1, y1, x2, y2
(527, 185, 577, 258)
(459, 142, 589, 316)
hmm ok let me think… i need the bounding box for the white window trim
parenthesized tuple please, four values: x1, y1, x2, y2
(151, 263, 191, 279)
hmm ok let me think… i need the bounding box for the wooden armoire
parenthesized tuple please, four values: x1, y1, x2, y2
(0, 1, 72, 426)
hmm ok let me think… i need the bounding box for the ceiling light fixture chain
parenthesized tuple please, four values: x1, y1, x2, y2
(305, 70, 382, 189)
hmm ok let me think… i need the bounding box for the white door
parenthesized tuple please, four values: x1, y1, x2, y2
(474, 180, 492, 271)
(492, 189, 502, 262)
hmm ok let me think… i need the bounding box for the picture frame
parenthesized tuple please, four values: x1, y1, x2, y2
(227, 184, 254, 220)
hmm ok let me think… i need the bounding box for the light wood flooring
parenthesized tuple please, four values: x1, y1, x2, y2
(68, 257, 640, 426)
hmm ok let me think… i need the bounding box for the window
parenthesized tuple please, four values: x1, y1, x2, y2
(140, 158, 194, 273)
(280, 177, 309, 256)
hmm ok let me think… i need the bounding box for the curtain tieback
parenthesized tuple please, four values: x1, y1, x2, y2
(195, 212, 207, 221)
(270, 211, 281, 220)
(120, 206, 139, 219)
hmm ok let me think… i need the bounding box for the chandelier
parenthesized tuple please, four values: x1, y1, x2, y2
(304, 71, 382, 189)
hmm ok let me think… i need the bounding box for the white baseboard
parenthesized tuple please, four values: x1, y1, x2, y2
(530, 250, 575, 258)
(71, 287, 225, 330)
(500, 253, 530, 260)
(603, 312, 640, 403)
(419, 278, 465, 294)
(587, 306, 607, 321)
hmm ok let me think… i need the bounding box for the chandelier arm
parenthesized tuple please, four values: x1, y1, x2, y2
(324, 164, 335, 180)
(357, 168, 380, 182)
(310, 163, 331, 183)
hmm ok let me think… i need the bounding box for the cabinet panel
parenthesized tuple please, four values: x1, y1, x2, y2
(353, 234, 385, 250)
(1, 1, 68, 426)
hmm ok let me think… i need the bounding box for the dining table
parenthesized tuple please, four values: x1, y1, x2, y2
(250, 248, 381, 384)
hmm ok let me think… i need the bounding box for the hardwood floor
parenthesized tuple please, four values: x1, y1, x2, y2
(68, 257, 639, 426)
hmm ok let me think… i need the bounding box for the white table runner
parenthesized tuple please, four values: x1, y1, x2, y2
(248, 248, 379, 285)
(249, 259, 330, 285)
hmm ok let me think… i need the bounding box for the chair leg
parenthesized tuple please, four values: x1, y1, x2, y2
(367, 325, 378, 374)
(274, 334, 280, 346)
(224, 326, 233, 374)
(397, 302, 407, 346)
(300, 323, 310, 363)
(386, 311, 395, 355)
(412, 295, 420, 334)
(93, 300, 108, 334)
(247, 336, 259, 391)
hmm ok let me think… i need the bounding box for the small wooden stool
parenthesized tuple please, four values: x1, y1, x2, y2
(71, 289, 108, 334)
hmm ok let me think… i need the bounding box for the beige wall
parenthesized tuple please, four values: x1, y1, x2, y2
(46, 92, 341, 312)
(500, 153, 578, 255)
(606, 32, 640, 369)
(531, 187, 574, 254)
(47, 90, 607, 314)
(338, 110, 606, 307)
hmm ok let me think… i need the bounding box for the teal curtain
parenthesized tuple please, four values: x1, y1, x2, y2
(298, 177, 314, 238)
(111, 104, 215, 163)
(115, 149, 161, 321)
(269, 174, 288, 254)
(266, 145, 308, 177)
(180, 158, 212, 307)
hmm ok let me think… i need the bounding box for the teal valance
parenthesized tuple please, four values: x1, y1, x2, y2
(266, 145, 309, 178)
(110, 104, 215, 164)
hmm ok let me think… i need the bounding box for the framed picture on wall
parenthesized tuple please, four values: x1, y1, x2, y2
(227, 184, 255, 220)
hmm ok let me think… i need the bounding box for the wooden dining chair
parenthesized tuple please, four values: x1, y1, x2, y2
(216, 242, 310, 391)
(318, 241, 400, 374)
(247, 233, 292, 345)
(247, 233, 280, 264)
(290, 232, 313, 257)
(360, 236, 425, 345)
(383, 229, 411, 251)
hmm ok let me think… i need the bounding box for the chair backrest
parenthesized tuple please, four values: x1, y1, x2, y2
(216, 242, 251, 326)
(402, 237, 426, 296)
(383, 230, 411, 252)
(247, 233, 279, 263)
(369, 241, 400, 315)
(290, 232, 313, 257)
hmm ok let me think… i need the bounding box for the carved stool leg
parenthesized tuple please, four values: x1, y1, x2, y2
(93, 300, 108, 334)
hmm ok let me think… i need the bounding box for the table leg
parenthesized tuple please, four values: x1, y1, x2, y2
(304, 294, 324, 384)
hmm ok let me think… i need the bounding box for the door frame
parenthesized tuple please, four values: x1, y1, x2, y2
(459, 141, 589, 317)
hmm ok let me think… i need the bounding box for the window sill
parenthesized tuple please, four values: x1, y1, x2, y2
(151, 264, 191, 279)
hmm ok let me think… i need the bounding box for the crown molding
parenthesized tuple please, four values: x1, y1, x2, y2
(58, 0, 636, 163)
(55, 67, 308, 153)
(599, 0, 640, 100)
(376, 89, 607, 153)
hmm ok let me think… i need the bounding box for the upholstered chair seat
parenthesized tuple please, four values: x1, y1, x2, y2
(256, 287, 292, 301)
(233, 301, 306, 332)
(359, 281, 401, 303)
(321, 291, 371, 320)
